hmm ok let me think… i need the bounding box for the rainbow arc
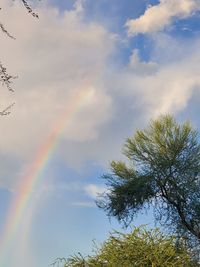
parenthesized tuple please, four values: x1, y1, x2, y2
(0, 85, 94, 265)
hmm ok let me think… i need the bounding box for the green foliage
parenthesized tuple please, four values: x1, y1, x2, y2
(98, 115, 200, 244)
(54, 227, 198, 267)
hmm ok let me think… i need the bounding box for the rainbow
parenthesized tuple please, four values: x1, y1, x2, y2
(0, 85, 94, 265)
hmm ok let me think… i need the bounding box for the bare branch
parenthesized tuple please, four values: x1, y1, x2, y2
(0, 62, 17, 92)
(0, 1, 39, 115)
(0, 22, 15, 39)
(0, 102, 15, 116)
(21, 0, 39, 18)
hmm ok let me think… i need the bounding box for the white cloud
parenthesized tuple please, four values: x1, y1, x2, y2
(72, 201, 95, 207)
(1, 0, 200, 192)
(0, 0, 116, 187)
(118, 42, 200, 118)
(126, 0, 200, 35)
(2, 2, 200, 267)
(84, 184, 106, 199)
(128, 49, 158, 75)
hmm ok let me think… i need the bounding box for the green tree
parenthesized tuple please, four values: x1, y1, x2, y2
(98, 115, 200, 244)
(54, 227, 198, 267)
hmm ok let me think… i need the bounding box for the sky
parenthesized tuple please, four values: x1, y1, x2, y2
(0, 0, 200, 266)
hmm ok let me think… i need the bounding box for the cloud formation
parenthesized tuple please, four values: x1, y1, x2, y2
(1, 2, 200, 267)
(126, 0, 200, 35)
(1, 0, 200, 192)
(119, 42, 200, 117)
(0, 0, 115, 188)
(84, 184, 106, 199)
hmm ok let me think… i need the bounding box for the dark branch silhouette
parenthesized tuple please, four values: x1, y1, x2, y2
(0, 103, 15, 116)
(21, 0, 39, 18)
(0, 62, 17, 92)
(0, 0, 39, 115)
(0, 22, 15, 39)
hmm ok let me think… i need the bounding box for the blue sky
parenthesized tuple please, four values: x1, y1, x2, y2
(1, 0, 200, 266)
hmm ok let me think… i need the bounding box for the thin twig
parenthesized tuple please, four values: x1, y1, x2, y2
(0, 22, 15, 39)
(21, 0, 39, 18)
(0, 62, 17, 92)
(0, 102, 15, 116)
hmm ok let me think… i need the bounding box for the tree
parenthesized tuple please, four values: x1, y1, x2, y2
(53, 227, 198, 267)
(98, 115, 200, 245)
(0, 0, 38, 115)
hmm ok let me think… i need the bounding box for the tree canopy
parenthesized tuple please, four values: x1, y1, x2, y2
(54, 227, 198, 267)
(98, 115, 200, 245)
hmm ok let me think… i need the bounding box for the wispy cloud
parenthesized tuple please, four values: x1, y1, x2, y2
(1, 1, 200, 267)
(0, 0, 115, 188)
(84, 184, 106, 199)
(126, 0, 200, 35)
(1, 0, 200, 192)
(72, 201, 95, 208)
(0, 0, 114, 147)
